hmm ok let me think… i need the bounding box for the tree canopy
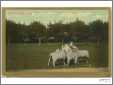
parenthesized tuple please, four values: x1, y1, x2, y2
(6, 19, 108, 43)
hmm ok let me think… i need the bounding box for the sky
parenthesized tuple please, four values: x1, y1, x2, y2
(6, 9, 109, 26)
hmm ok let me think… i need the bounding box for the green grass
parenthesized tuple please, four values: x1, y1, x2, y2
(6, 42, 108, 71)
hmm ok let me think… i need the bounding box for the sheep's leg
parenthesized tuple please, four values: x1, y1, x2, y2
(77, 57, 79, 65)
(64, 59, 66, 66)
(53, 60, 55, 68)
(48, 56, 51, 66)
(86, 57, 89, 64)
(74, 57, 78, 64)
(67, 58, 70, 66)
(64, 57, 67, 66)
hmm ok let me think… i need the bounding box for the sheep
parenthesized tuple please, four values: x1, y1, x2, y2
(61, 44, 78, 65)
(48, 48, 66, 67)
(62, 44, 89, 65)
(48, 43, 90, 67)
(66, 49, 78, 65)
(77, 50, 89, 64)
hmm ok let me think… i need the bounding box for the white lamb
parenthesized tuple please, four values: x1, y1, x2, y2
(61, 44, 78, 65)
(77, 50, 89, 58)
(48, 48, 66, 67)
(77, 50, 89, 64)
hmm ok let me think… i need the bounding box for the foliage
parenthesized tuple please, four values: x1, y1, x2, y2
(6, 19, 108, 43)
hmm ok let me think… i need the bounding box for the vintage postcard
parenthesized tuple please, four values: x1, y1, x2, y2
(1, 7, 112, 77)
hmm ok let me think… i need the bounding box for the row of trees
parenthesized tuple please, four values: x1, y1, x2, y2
(6, 19, 108, 43)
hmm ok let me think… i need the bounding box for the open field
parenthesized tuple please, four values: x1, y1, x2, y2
(6, 42, 108, 71)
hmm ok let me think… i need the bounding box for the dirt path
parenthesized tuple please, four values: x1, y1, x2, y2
(3, 68, 111, 77)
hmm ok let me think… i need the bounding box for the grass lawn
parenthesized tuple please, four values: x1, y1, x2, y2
(6, 42, 108, 71)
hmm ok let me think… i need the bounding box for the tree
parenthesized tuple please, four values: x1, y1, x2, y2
(89, 20, 108, 67)
(89, 20, 107, 43)
(6, 19, 108, 43)
(69, 19, 89, 42)
(29, 21, 46, 42)
(48, 22, 66, 42)
(6, 20, 21, 42)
